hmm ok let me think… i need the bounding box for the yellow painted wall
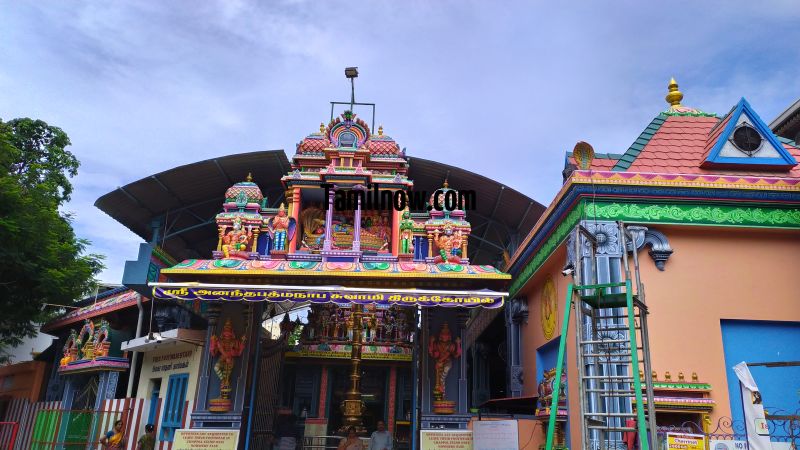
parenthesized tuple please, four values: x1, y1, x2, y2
(136, 343, 203, 425)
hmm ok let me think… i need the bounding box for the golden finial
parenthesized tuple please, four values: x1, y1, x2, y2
(665, 77, 683, 106)
(665, 371, 672, 381)
(692, 372, 698, 382)
(652, 370, 658, 381)
(378, 125, 384, 136)
(319, 123, 325, 134)
(443, 179, 449, 189)
(678, 371, 685, 381)
(246, 172, 253, 182)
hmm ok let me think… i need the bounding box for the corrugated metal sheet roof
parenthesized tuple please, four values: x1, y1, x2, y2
(95, 151, 544, 266)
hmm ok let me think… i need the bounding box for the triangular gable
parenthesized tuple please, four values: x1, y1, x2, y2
(701, 98, 797, 170)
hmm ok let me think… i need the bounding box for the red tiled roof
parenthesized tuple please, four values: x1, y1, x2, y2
(297, 136, 330, 154)
(627, 115, 800, 178)
(366, 138, 401, 155)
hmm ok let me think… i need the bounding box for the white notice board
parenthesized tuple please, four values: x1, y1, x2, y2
(473, 420, 519, 450)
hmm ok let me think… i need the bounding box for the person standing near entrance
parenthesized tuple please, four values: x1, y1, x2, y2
(100, 419, 125, 449)
(338, 427, 364, 450)
(368, 421, 392, 450)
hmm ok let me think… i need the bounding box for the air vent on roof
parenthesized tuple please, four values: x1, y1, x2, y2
(730, 123, 763, 156)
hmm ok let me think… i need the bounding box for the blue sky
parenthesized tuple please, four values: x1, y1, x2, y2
(1, 1, 799, 283)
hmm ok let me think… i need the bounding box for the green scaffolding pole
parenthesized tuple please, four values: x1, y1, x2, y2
(625, 279, 650, 450)
(544, 283, 573, 450)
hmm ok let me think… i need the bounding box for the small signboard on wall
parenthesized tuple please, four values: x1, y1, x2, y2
(420, 430, 473, 450)
(667, 433, 705, 449)
(173, 429, 239, 450)
(473, 420, 518, 450)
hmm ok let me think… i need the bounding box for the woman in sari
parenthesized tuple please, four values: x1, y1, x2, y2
(338, 427, 364, 450)
(100, 419, 125, 449)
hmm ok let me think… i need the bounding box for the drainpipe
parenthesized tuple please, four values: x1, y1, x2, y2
(126, 294, 144, 397)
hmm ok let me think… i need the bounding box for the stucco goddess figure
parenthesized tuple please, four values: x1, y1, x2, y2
(209, 319, 246, 412)
(428, 323, 461, 403)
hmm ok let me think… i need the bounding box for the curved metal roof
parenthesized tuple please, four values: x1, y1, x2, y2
(95, 151, 544, 266)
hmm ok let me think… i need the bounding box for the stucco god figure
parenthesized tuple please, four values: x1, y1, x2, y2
(270, 203, 290, 251)
(428, 322, 462, 414)
(209, 319, 246, 412)
(220, 217, 252, 259)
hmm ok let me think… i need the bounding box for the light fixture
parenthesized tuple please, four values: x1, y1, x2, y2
(345, 67, 359, 79)
(561, 263, 575, 277)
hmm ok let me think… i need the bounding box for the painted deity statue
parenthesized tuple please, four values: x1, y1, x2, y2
(220, 217, 252, 259)
(433, 225, 463, 263)
(428, 322, 461, 414)
(270, 203, 290, 251)
(399, 208, 414, 255)
(209, 319, 246, 412)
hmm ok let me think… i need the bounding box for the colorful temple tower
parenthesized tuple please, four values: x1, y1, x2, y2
(151, 108, 511, 446)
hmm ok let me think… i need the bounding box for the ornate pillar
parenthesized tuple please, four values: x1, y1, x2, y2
(323, 186, 336, 251)
(251, 228, 260, 252)
(353, 186, 363, 251)
(233, 305, 254, 412)
(505, 298, 528, 398)
(458, 312, 469, 414)
(318, 365, 328, 418)
(340, 305, 366, 434)
(287, 187, 301, 253)
(195, 302, 222, 412)
(388, 366, 397, 433)
(427, 233, 433, 259)
(391, 207, 400, 256)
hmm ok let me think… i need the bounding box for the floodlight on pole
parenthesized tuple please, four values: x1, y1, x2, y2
(345, 67, 358, 112)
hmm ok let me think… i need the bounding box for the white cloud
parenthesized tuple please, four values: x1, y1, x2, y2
(1, 1, 798, 282)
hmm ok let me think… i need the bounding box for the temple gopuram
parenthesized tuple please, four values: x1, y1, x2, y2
(83, 86, 542, 450)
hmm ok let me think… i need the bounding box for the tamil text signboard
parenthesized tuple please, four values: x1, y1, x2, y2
(173, 429, 239, 450)
(420, 430, 473, 450)
(154, 286, 504, 308)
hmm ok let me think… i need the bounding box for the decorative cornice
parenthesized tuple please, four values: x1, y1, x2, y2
(508, 175, 800, 279)
(587, 201, 800, 228)
(509, 198, 800, 296)
(571, 170, 800, 192)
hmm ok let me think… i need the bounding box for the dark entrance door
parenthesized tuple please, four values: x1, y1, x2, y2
(329, 366, 387, 434)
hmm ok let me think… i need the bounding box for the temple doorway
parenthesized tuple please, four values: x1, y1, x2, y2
(329, 366, 387, 433)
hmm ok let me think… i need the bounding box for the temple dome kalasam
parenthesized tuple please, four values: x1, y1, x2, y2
(224, 174, 264, 204)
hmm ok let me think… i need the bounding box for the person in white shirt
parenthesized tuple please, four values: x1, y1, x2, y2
(368, 421, 392, 450)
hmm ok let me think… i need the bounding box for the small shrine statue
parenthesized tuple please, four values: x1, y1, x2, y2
(270, 203, 290, 252)
(320, 306, 333, 340)
(399, 208, 415, 255)
(220, 217, 252, 259)
(60, 330, 79, 367)
(209, 319, 246, 413)
(535, 368, 568, 448)
(433, 225, 463, 263)
(428, 322, 461, 414)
